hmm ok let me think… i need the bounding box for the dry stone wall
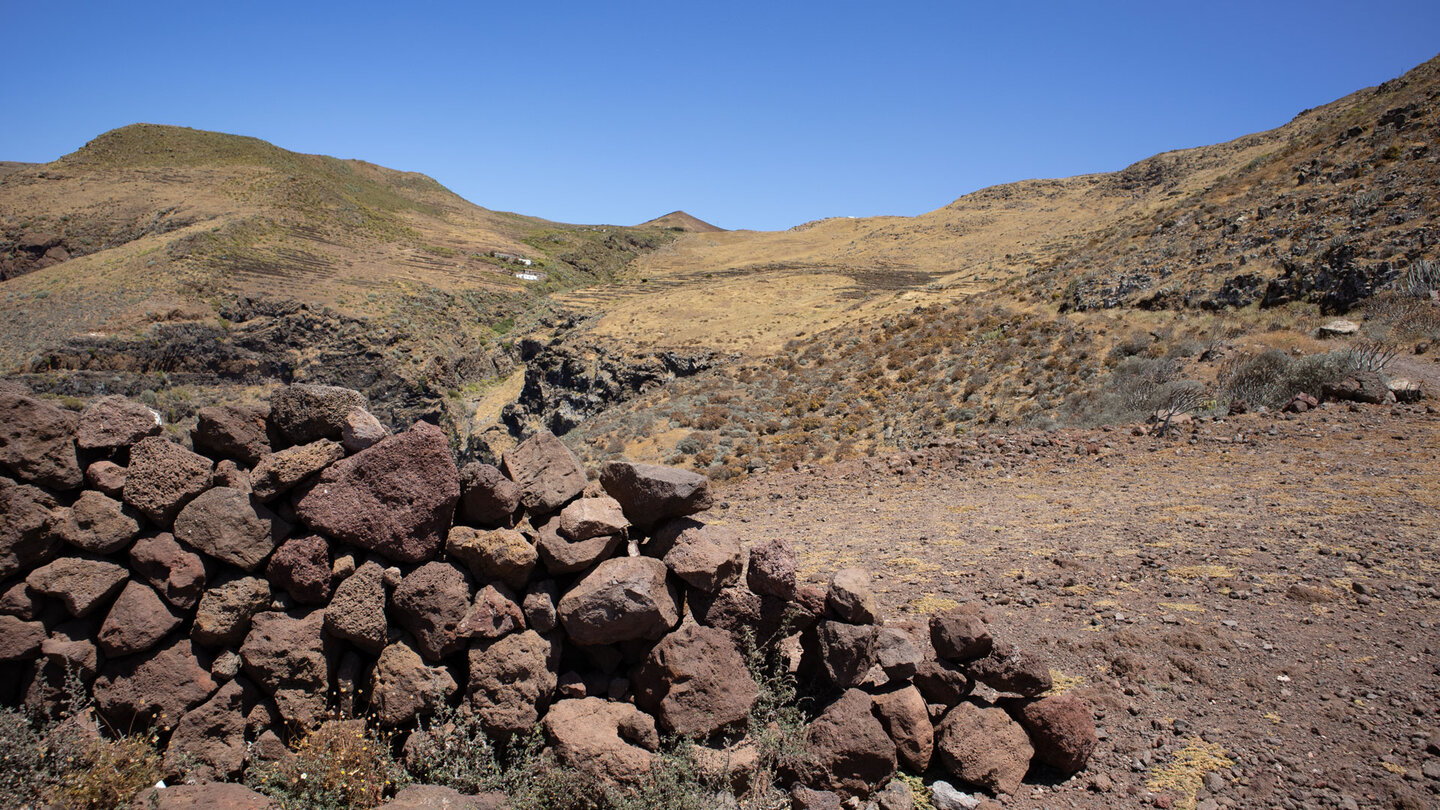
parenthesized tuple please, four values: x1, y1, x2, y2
(0, 382, 1097, 803)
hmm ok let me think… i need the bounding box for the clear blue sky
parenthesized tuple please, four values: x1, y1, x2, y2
(3, 2, 1437, 231)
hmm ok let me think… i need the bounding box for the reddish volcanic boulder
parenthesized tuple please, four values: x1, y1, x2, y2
(249, 440, 344, 502)
(747, 537, 798, 600)
(871, 685, 934, 772)
(0, 391, 83, 490)
(935, 701, 1033, 796)
(457, 462, 521, 527)
(446, 526, 536, 590)
(26, 556, 129, 617)
(192, 405, 274, 466)
(174, 487, 292, 571)
(370, 640, 458, 728)
(324, 561, 387, 654)
(391, 561, 473, 661)
(930, 609, 993, 663)
(535, 514, 620, 575)
(192, 576, 272, 647)
(240, 608, 335, 729)
(265, 535, 333, 605)
(98, 580, 183, 657)
(132, 782, 276, 809)
(818, 620, 877, 689)
(55, 490, 141, 554)
(163, 678, 248, 782)
(459, 583, 525, 641)
(0, 477, 62, 579)
(129, 532, 206, 611)
(468, 630, 557, 736)
(827, 568, 880, 625)
(598, 461, 712, 531)
(124, 437, 214, 526)
(76, 395, 161, 451)
(557, 556, 680, 645)
(655, 518, 742, 593)
(797, 688, 897, 797)
(268, 384, 369, 445)
(0, 614, 46, 662)
(559, 496, 629, 541)
(966, 642, 1052, 697)
(94, 638, 217, 729)
(86, 460, 127, 496)
(295, 422, 459, 564)
(544, 697, 659, 787)
(501, 431, 587, 514)
(1008, 693, 1098, 775)
(634, 623, 758, 738)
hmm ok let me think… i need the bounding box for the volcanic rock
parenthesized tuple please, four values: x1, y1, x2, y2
(446, 526, 536, 590)
(124, 437, 214, 526)
(0, 391, 83, 490)
(131, 782, 276, 809)
(544, 697, 659, 787)
(457, 462, 521, 526)
(747, 537, 798, 600)
(340, 407, 388, 453)
(240, 608, 334, 729)
(370, 640, 458, 728)
(98, 581, 183, 657)
(193, 576, 272, 647)
(0, 614, 46, 662)
(468, 630, 557, 736)
(634, 623, 758, 738)
(655, 518, 742, 593)
(249, 440, 344, 502)
(0, 478, 62, 579)
(872, 685, 935, 772)
(818, 620, 878, 689)
(268, 384, 369, 445)
(192, 405, 273, 465)
(930, 610, 993, 663)
(534, 514, 619, 575)
(266, 535, 333, 604)
(174, 486, 292, 571)
(460, 583, 526, 640)
(163, 678, 247, 781)
(129, 532, 206, 611)
(599, 461, 712, 530)
(26, 556, 129, 617)
(935, 702, 1033, 796)
(295, 422, 459, 564)
(559, 495, 630, 541)
(501, 431, 587, 514)
(827, 567, 880, 624)
(557, 556, 679, 645)
(86, 460, 127, 496)
(55, 490, 141, 554)
(392, 561, 473, 661)
(324, 561, 387, 654)
(1008, 693, 1098, 775)
(799, 688, 897, 797)
(94, 637, 217, 729)
(76, 395, 161, 451)
(967, 642, 1053, 696)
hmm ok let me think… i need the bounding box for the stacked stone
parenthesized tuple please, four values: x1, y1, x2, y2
(0, 383, 1096, 805)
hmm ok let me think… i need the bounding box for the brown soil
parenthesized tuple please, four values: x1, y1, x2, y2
(719, 401, 1440, 809)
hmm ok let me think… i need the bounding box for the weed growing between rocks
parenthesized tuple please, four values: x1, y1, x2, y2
(245, 719, 406, 810)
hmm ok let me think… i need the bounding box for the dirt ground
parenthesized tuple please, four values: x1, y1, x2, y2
(718, 401, 1440, 809)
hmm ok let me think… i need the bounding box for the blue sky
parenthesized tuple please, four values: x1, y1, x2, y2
(3, 2, 1438, 231)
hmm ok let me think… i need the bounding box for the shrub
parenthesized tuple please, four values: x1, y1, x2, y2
(246, 719, 406, 810)
(1220, 349, 1354, 409)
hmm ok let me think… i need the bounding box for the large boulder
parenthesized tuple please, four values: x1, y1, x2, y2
(0, 391, 83, 490)
(0, 478, 62, 579)
(163, 678, 248, 782)
(634, 623, 758, 738)
(688, 586, 790, 649)
(1322, 369, 1390, 404)
(324, 561, 387, 654)
(935, 702, 1033, 796)
(817, 620, 877, 689)
(655, 518, 742, 593)
(173, 487, 292, 571)
(459, 583, 525, 641)
(544, 697, 659, 787)
(446, 526, 536, 590)
(268, 384, 369, 445)
(872, 685, 934, 772)
(534, 514, 620, 575)
(124, 437, 214, 526)
(370, 640, 458, 728)
(295, 422, 459, 564)
(94, 637, 217, 729)
(129, 532, 206, 611)
(1007, 693, 1097, 775)
(559, 495, 630, 541)
(457, 462, 521, 527)
(26, 556, 129, 617)
(874, 626, 924, 682)
(249, 440, 345, 502)
(798, 688, 897, 797)
(468, 630, 557, 736)
(827, 568, 880, 625)
(501, 431, 587, 514)
(557, 556, 680, 645)
(747, 537, 798, 600)
(930, 609, 993, 663)
(913, 660, 973, 707)
(55, 490, 142, 555)
(97, 581, 183, 657)
(599, 461, 712, 530)
(192, 405, 274, 466)
(265, 535, 333, 605)
(966, 642, 1052, 697)
(0, 614, 46, 662)
(76, 395, 161, 451)
(392, 562, 473, 661)
(240, 608, 335, 729)
(86, 460, 127, 496)
(192, 576, 272, 647)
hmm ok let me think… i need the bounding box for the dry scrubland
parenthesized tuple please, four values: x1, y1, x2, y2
(0, 51, 1438, 810)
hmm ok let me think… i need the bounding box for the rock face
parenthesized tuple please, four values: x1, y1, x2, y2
(1009, 694, 1097, 775)
(544, 697, 659, 787)
(0, 391, 83, 490)
(55, 490, 141, 554)
(799, 688, 897, 797)
(370, 640, 458, 728)
(268, 384, 369, 445)
(295, 422, 459, 564)
(557, 556, 679, 645)
(173, 487, 292, 571)
(599, 461, 713, 530)
(468, 630, 557, 735)
(935, 702, 1034, 796)
(94, 638, 217, 729)
(501, 431, 587, 514)
(76, 395, 161, 451)
(458, 462, 521, 526)
(164, 678, 247, 781)
(392, 562, 473, 661)
(240, 608, 334, 729)
(124, 437, 215, 526)
(634, 623, 758, 738)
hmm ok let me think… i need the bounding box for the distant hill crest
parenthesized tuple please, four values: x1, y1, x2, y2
(638, 210, 725, 232)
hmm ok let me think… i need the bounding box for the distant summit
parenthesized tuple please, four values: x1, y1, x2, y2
(638, 210, 724, 232)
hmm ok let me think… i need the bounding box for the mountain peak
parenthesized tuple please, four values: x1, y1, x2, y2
(638, 210, 724, 232)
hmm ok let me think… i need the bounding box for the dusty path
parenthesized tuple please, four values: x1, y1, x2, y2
(719, 403, 1440, 809)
